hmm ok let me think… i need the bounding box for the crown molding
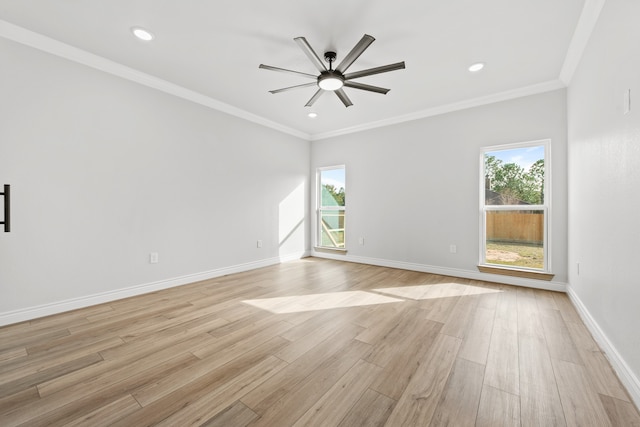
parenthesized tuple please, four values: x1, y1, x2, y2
(559, 0, 607, 85)
(2, 8, 596, 143)
(0, 20, 310, 141)
(310, 79, 566, 141)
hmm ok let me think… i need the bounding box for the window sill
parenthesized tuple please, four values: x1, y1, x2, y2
(314, 246, 347, 255)
(478, 265, 554, 281)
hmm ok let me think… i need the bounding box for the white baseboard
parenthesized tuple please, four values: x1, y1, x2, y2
(311, 251, 567, 292)
(0, 251, 309, 327)
(566, 285, 640, 410)
(310, 253, 640, 406)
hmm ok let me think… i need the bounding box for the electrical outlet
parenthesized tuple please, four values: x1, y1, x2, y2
(257, 240, 262, 248)
(449, 244, 457, 254)
(149, 252, 159, 264)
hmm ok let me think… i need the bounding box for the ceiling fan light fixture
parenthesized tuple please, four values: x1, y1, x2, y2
(318, 72, 344, 91)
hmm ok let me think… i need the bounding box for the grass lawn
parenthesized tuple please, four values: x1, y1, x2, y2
(486, 242, 543, 269)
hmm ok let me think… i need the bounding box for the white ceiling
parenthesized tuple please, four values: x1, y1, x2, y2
(0, 0, 591, 140)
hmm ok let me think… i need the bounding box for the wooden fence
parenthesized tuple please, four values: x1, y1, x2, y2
(486, 211, 543, 244)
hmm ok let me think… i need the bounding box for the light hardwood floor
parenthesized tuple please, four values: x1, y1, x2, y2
(1, 258, 639, 426)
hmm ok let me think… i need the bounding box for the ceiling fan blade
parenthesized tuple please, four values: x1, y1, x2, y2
(269, 82, 318, 94)
(344, 81, 390, 95)
(305, 89, 324, 107)
(334, 88, 353, 107)
(336, 34, 375, 74)
(294, 37, 327, 73)
(259, 64, 317, 79)
(344, 61, 406, 80)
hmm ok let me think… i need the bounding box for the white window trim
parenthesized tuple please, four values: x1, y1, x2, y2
(316, 165, 346, 250)
(479, 139, 552, 273)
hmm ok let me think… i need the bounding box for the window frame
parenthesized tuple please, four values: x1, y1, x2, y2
(479, 139, 552, 273)
(316, 165, 346, 250)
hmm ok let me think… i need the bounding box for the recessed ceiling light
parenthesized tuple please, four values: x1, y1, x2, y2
(308, 112, 318, 118)
(131, 27, 154, 41)
(468, 62, 485, 72)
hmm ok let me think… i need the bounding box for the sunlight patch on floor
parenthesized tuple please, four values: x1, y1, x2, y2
(373, 283, 502, 300)
(243, 291, 403, 314)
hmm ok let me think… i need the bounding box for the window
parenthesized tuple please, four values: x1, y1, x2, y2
(317, 166, 345, 249)
(481, 141, 550, 272)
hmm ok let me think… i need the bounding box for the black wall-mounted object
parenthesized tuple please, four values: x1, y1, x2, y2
(1, 185, 9, 232)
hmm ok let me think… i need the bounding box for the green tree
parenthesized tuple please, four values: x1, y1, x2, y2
(520, 159, 545, 204)
(485, 155, 544, 204)
(322, 184, 345, 206)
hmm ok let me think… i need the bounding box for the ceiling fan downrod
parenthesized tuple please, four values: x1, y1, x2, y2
(318, 52, 344, 91)
(324, 51, 337, 69)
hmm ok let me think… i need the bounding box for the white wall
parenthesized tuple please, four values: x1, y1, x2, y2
(567, 0, 640, 401)
(0, 37, 310, 323)
(311, 89, 568, 287)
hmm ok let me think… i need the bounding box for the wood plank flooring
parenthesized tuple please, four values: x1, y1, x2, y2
(1, 258, 639, 426)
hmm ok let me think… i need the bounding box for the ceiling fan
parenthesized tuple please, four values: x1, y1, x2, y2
(259, 34, 405, 107)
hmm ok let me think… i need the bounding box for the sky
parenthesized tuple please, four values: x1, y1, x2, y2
(486, 145, 544, 171)
(320, 167, 346, 191)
